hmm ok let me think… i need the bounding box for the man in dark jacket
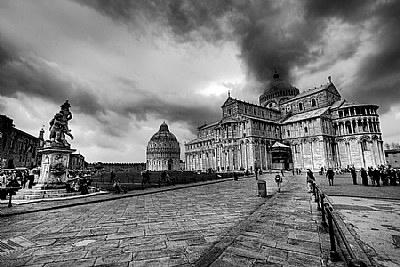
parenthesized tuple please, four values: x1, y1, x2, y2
(350, 167, 357, 185)
(326, 168, 335, 186)
(360, 168, 368, 186)
(373, 169, 380, 187)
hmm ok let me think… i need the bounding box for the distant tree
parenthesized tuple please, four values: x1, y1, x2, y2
(384, 143, 391, 150)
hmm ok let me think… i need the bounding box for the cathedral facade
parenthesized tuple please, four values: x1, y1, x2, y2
(146, 122, 181, 171)
(184, 72, 385, 172)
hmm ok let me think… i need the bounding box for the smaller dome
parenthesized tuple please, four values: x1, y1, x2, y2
(149, 122, 178, 143)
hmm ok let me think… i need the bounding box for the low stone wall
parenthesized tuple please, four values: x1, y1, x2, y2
(91, 171, 245, 191)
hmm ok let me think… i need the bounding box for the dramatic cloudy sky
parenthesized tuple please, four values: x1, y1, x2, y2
(1, 0, 400, 163)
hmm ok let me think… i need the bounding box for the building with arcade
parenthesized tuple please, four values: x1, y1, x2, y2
(184, 72, 385, 172)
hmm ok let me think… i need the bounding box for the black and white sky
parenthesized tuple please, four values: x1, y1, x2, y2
(1, 0, 400, 163)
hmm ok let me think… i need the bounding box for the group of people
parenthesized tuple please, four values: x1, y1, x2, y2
(140, 170, 174, 188)
(65, 176, 92, 194)
(338, 165, 398, 187)
(0, 169, 35, 189)
(363, 166, 399, 186)
(306, 165, 399, 188)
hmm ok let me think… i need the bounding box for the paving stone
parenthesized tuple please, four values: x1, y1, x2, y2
(252, 260, 282, 267)
(86, 248, 125, 258)
(267, 255, 288, 265)
(166, 240, 187, 249)
(134, 249, 170, 261)
(71, 258, 96, 267)
(124, 242, 166, 252)
(287, 251, 322, 266)
(212, 251, 256, 267)
(287, 238, 321, 251)
(25, 254, 61, 265)
(56, 250, 88, 261)
(0, 256, 32, 267)
(129, 257, 170, 267)
(94, 252, 133, 265)
(260, 245, 288, 259)
(185, 244, 209, 263)
(44, 260, 77, 267)
(225, 246, 265, 260)
(106, 230, 145, 240)
(186, 236, 207, 246)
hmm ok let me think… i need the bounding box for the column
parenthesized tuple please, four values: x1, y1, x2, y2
(359, 141, 366, 168)
(245, 141, 248, 170)
(237, 146, 241, 170)
(264, 142, 268, 170)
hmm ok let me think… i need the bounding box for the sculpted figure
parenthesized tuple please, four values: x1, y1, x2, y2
(49, 100, 73, 146)
(59, 100, 73, 140)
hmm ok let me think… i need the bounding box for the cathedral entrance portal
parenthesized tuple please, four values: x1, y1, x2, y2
(271, 142, 293, 170)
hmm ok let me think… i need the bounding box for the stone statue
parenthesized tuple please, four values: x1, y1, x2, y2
(49, 100, 73, 147)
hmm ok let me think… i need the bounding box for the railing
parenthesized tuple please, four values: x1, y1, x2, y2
(312, 182, 368, 267)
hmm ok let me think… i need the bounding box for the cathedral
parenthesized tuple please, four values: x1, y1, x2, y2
(184, 71, 385, 172)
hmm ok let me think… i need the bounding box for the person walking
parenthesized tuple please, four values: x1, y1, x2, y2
(360, 168, 368, 186)
(373, 168, 380, 187)
(275, 174, 282, 192)
(306, 169, 315, 192)
(319, 166, 324, 175)
(368, 167, 375, 185)
(351, 167, 357, 185)
(110, 171, 116, 184)
(280, 169, 285, 177)
(326, 168, 335, 186)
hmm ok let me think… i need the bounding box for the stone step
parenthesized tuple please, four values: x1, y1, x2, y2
(10, 187, 98, 200)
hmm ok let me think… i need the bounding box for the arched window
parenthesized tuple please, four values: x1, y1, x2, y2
(361, 140, 370, 151)
(299, 102, 303, 111)
(304, 127, 308, 133)
(311, 99, 316, 107)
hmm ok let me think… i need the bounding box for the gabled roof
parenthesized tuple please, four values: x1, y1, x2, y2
(222, 96, 279, 111)
(241, 114, 280, 124)
(197, 121, 219, 130)
(282, 83, 339, 103)
(282, 107, 330, 123)
(221, 97, 237, 107)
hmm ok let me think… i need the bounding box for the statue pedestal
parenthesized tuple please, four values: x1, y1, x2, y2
(34, 141, 76, 189)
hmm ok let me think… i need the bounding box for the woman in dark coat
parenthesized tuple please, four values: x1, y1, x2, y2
(350, 167, 357, 185)
(360, 168, 368, 186)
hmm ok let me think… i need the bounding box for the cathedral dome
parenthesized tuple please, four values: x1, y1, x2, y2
(146, 122, 180, 171)
(264, 71, 297, 94)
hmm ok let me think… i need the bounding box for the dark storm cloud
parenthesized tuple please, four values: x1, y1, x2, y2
(113, 77, 222, 133)
(77, 0, 359, 84)
(78, 0, 400, 115)
(303, 0, 373, 22)
(0, 34, 15, 65)
(0, 53, 105, 116)
(126, 102, 220, 133)
(338, 1, 400, 113)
